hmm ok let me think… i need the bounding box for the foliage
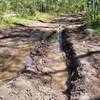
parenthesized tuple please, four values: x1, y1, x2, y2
(0, 0, 85, 16)
(0, 0, 100, 24)
(87, 21, 100, 34)
(0, 12, 55, 25)
(84, 0, 100, 22)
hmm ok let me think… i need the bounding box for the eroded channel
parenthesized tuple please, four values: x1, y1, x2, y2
(0, 17, 99, 100)
(0, 25, 67, 92)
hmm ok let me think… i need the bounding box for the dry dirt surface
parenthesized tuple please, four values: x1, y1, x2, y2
(0, 13, 100, 100)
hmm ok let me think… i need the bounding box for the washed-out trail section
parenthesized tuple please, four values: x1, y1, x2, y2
(0, 13, 100, 100)
(0, 14, 81, 100)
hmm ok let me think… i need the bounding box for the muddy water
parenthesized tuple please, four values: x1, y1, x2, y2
(0, 26, 67, 91)
(0, 40, 32, 80)
(42, 42, 67, 90)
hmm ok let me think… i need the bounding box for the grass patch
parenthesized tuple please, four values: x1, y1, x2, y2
(79, 20, 100, 36)
(0, 12, 56, 26)
(32, 12, 57, 20)
(87, 21, 100, 32)
(0, 17, 26, 26)
(87, 21, 100, 36)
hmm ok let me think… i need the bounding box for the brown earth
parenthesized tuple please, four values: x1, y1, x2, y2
(0, 13, 99, 100)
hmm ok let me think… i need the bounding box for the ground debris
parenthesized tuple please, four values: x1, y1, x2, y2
(61, 27, 100, 100)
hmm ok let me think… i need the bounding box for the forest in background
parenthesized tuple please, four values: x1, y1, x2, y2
(0, 1, 100, 100)
(0, 0, 100, 32)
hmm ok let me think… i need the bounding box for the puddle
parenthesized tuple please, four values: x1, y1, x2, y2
(0, 26, 67, 92)
(0, 41, 32, 80)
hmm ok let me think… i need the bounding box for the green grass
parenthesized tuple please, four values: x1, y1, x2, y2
(77, 16, 100, 36)
(86, 20, 100, 36)
(87, 21, 100, 32)
(0, 12, 56, 26)
(0, 17, 26, 26)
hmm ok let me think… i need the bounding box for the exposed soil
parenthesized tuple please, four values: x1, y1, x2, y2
(61, 28, 100, 100)
(0, 13, 100, 100)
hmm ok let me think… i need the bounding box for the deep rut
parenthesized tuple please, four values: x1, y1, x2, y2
(60, 28, 100, 100)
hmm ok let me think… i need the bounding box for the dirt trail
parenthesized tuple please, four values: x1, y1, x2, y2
(0, 13, 100, 100)
(0, 15, 71, 100)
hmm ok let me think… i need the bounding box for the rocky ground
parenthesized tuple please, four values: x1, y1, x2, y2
(0, 13, 100, 100)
